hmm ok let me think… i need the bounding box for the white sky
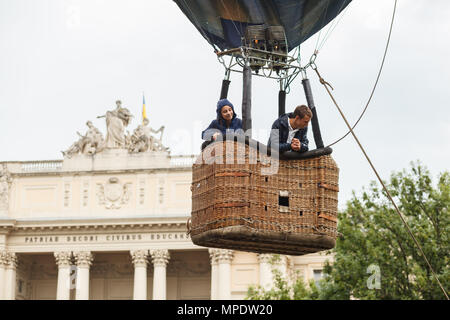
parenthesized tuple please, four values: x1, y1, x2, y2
(1, 0, 449, 208)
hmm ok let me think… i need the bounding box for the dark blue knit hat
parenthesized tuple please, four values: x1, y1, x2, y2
(216, 99, 237, 120)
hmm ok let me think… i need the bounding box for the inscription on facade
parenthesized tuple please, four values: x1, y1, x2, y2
(22, 232, 189, 244)
(25, 236, 60, 243)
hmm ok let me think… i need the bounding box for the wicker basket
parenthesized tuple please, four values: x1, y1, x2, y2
(190, 140, 339, 256)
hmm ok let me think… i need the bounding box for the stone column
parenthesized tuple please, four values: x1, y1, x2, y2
(131, 250, 149, 300)
(4, 252, 18, 300)
(217, 249, 234, 300)
(54, 251, 72, 300)
(258, 254, 273, 290)
(73, 251, 94, 300)
(276, 255, 289, 280)
(208, 249, 220, 300)
(0, 250, 8, 300)
(149, 249, 170, 300)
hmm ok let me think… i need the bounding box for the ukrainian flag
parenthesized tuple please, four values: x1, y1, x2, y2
(142, 94, 148, 124)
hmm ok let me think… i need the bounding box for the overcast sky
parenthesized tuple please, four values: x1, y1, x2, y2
(1, 0, 449, 207)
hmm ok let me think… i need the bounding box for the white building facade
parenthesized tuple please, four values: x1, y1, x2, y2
(0, 117, 333, 300)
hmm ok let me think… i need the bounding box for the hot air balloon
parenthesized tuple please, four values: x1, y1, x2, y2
(174, 0, 351, 51)
(175, 0, 351, 255)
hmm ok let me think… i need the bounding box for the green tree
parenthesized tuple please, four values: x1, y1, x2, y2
(246, 255, 320, 300)
(321, 162, 449, 299)
(245, 162, 449, 300)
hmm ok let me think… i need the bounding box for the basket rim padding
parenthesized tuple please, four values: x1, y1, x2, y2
(201, 134, 333, 160)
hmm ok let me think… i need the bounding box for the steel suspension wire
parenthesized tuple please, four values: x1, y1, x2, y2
(326, 0, 397, 148)
(313, 66, 449, 300)
(220, 0, 247, 46)
(315, 0, 350, 52)
(313, 0, 331, 52)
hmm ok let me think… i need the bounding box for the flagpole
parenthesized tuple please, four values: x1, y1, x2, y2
(142, 92, 147, 125)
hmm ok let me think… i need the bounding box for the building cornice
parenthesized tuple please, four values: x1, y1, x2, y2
(0, 218, 15, 234)
(11, 166, 193, 178)
(0, 216, 189, 233)
(0, 154, 198, 177)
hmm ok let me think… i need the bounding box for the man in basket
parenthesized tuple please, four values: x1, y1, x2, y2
(268, 105, 312, 153)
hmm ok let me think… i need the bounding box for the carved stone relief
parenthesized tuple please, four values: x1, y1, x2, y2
(64, 183, 71, 207)
(96, 177, 131, 209)
(82, 181, 89, 207)
(158, 178, 165, 205)
(138, 179, 145, 206)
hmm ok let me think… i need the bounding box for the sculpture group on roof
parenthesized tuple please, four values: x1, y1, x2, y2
(62, 100, 168, 158)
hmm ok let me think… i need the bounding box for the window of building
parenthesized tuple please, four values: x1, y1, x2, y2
(313, 269, 323, 287)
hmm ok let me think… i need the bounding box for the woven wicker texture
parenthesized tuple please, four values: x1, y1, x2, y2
(190, 140, 339, 256)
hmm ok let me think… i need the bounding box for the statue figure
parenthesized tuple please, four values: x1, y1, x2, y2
(83, 121, 104, 155)
(98, 100, 133, 149)
(0, 164, 12, 210)
(128, 118, 169, 153)
(62, 137, 83, 157)
(62, 121, 104, 158)
(147, 121, 169, 152)
(129, 121, 149, 153)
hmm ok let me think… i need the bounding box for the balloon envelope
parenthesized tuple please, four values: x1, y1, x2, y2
(173, 0, 352, 52)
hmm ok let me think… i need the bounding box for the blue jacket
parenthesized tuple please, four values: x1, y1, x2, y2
(201, 99, 243, 140)
(268, 113, 309, 153)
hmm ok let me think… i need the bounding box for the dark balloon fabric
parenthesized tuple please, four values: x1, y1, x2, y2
(173, 0, 351, 52)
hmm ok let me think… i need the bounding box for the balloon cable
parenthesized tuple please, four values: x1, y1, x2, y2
(313, 64, 449, 300)
(326, 0, 397, 148)
(220, 0, 247, 46)
(315, 0, 351, 52)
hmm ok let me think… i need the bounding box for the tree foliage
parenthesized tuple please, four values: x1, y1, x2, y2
(246, 255, 320, 300)
(246, 162, 449, 300)
(321, 162, 449, 299)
